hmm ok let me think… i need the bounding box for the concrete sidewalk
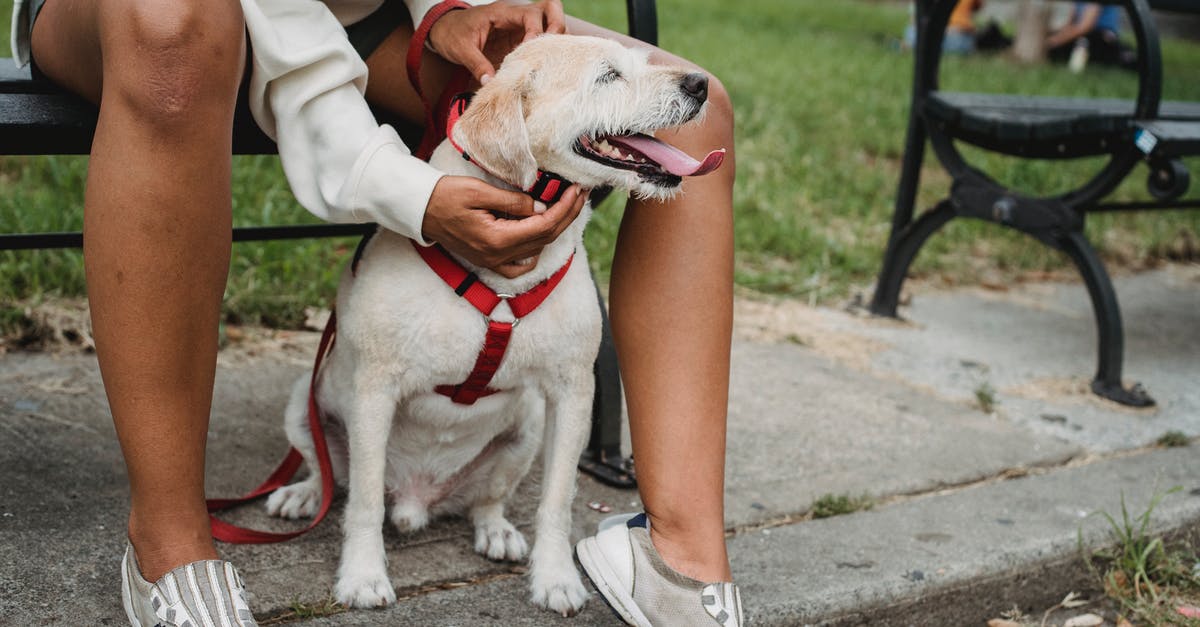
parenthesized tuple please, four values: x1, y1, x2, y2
(1, 265, 1197, 626)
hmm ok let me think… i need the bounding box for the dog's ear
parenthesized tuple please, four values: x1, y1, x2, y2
(451, 64, 540, 191)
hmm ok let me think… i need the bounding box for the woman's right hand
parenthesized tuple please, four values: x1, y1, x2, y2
(420, 176, 588, 278)
(427, 0, 568, 85)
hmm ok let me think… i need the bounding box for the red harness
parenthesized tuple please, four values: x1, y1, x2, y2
(415, 241, 574, 404)
(420, 92, 577, 404)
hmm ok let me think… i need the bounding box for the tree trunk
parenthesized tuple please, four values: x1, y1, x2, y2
(1013, 0, 1049, 63)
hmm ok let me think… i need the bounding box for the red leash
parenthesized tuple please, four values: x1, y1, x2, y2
(205, 1, 469, 544)
(206, 311, 338, 543)
(408, 0, 472, 160)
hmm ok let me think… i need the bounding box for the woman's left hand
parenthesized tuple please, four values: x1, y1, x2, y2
(428, 0, 567, 84)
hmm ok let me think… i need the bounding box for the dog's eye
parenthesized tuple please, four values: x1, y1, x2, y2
(597, 67, 623, 84)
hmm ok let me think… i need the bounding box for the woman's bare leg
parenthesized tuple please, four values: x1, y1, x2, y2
(32, 0, 246, 581)
(566, 19, 736, 583)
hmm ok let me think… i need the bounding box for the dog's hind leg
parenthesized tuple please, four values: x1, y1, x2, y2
(389, 494, 430, 533)
(472, 501, 529, 562)
(467, 394, 544, 562)
(528, 371, 594, 616)
(265, 376, 328, 519)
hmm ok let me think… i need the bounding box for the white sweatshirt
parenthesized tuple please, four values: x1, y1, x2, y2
(10, 0, 488, 243)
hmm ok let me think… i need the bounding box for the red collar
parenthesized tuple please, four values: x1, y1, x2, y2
(446, 93, 573, 205)
(412, 240, 574, 404)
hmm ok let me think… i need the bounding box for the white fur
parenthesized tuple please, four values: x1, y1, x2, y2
(266, 34, 709, 615)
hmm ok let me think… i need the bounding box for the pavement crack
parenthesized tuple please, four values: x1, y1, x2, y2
(15, 410, 102, 434)
(392, 568, 525, 603)
(256, 568, 526, 624)
(723, 445, 1172, 538)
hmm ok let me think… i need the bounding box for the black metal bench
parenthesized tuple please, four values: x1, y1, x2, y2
(871, 0, 1200, 407)
(0, 0, 659, 487)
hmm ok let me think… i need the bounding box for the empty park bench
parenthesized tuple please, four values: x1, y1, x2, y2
(0, 0, 662, 488)
(871, 0, 1200, 407)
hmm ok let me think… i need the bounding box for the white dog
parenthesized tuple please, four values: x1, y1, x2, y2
(264, 34, 724, 615)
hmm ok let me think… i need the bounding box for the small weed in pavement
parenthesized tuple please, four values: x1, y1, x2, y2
(259, 597, 347, 624)
(1157, 431, 1192, 448)
(975, 381, 998, 413)
(1081, 487, 1200, 625)
(811, 492, 874, 519)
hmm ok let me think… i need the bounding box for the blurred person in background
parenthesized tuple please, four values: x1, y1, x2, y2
(903, 0, 1010, 54)
(1046, 2, 1137, 69)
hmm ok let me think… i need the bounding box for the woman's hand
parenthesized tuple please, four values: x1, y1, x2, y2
(428, 0, 567, 84)
(421, 176, 588, 278)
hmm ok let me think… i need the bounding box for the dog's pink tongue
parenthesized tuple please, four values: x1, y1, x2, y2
(610, 135, 726, 176)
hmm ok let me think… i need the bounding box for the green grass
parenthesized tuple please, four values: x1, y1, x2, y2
(3, 0, 1200, 326)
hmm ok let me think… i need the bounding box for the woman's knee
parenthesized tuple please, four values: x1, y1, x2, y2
(700, 72, 734, 143)
(677, 69, 734, 183)
(100, 0, 245, 124)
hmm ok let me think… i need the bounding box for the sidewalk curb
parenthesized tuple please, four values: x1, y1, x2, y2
(734, 446, 1200, 627)
(820, 523, 1200, 626)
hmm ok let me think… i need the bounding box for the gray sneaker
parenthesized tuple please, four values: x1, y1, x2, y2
(121, 543, 257, 627)
(576, 513, 744, 627)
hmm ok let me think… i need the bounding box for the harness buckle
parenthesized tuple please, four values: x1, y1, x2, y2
(490, 295, 519, 328)
(489, 315, 520, 329)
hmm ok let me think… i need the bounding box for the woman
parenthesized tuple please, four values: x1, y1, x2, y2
(12, 0, 740, 624)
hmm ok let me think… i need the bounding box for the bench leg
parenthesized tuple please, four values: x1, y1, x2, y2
(579, 280, 637, 489)
(1058, 231, 1155, 408)
(870, 200, 956, 317)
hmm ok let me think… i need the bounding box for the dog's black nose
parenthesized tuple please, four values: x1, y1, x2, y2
(681, 73, 708, 102)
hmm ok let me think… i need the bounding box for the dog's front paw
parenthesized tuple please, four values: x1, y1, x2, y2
(473, 518, 529, 562)
(333, 571, 396, 609)
(265, 479, 321, 519)
(529, 562, 589, 617)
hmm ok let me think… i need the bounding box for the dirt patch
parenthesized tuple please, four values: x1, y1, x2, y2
(733, 292, 899, 371)
(1003, 376, 1160, 416)
(0, 299, 94, 354)
(1004, 376, 1094, 401)
(215, 326, 318, 369)
(0, 298, 320, 366)
(3, 290, 906, 385)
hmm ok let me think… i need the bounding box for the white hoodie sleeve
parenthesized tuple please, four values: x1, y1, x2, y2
(241, 0, 460, 243)
(11, 0, 32, 68)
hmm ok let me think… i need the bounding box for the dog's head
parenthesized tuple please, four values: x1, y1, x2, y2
(450, 34, 724, 201)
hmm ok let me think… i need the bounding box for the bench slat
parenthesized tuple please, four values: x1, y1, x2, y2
(1135, 120, 1200, 158)
(0, 223, 381, 250)
(924, 91, 1200, 159)
(1, 60, 424, 155)
(0, 90, 292, 155)
(0, 92, 98, 155)
(0, 63, 44, 94)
